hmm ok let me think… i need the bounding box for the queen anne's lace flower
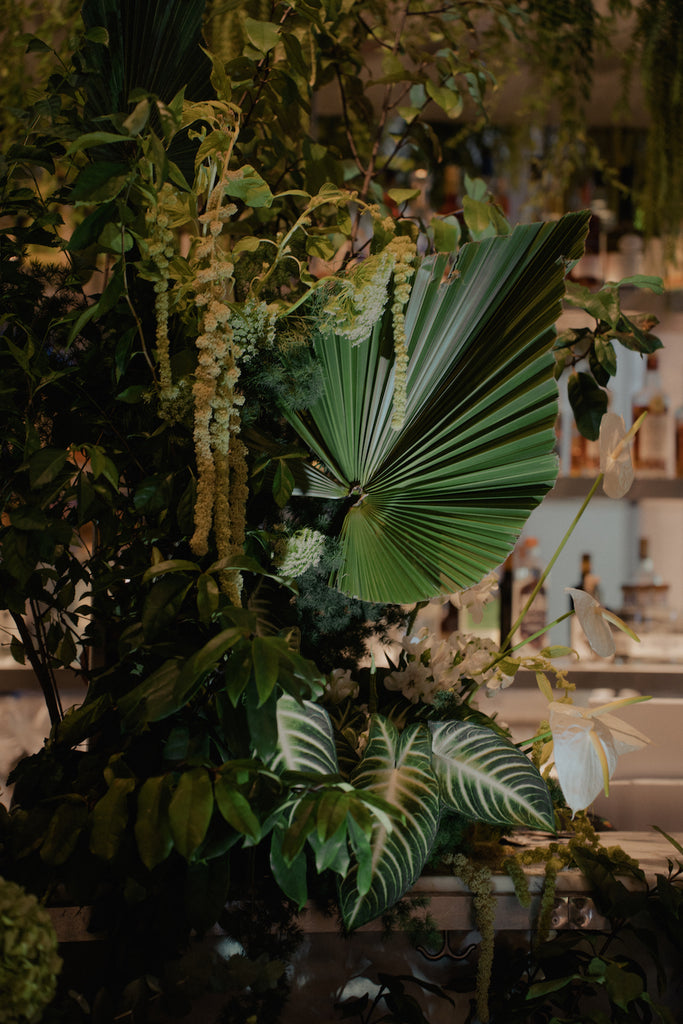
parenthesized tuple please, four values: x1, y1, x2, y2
(274, 527, 327, 578)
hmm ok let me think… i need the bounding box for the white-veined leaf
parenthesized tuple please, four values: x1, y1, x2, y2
(430, 720, 554, 831)
(271, 694, 338, 775)
(339, 717, 439, 930)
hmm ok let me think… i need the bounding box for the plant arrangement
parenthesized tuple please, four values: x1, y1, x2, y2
(0, 0, 673, 1020)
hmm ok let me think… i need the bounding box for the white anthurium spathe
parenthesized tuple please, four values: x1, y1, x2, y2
(599, 410, 646, 499)
(566, 587, 640, 659)
(548, 698, 650, 816)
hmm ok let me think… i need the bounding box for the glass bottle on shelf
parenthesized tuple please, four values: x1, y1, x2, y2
(631, 353, 675, 477)
(511, 537, 547, 651)
(675, 401, 683, 478)
(570, 414, 604, 477)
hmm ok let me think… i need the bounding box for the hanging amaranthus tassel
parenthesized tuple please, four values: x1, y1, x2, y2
(388, 235, 416, 432)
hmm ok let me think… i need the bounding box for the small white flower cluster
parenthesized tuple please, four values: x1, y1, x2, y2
(384, 628, 506, 704)
(230, 298, 277, 361)
(449, 572, 500, 623)
(325, 667, 360, 703)
(273, 527, 327, 578)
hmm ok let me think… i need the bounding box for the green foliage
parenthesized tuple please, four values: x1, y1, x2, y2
(631, 0, 683, 245)
(555, 275, 664, 438)
(0, 876, 62, 1024)
(0, 2, 657, 1019)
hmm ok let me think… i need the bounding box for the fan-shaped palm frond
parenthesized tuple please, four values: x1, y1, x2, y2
(81, 0, 212, 115)
(284, 212, 590, 604)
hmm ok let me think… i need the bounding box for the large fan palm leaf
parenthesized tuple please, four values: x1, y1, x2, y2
(284, 212, 590, 603)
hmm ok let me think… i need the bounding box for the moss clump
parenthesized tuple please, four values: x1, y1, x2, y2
(0, 877, 62, 1024)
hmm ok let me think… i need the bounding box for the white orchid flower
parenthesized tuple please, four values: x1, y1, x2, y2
(549, 697, 649, 816)
(449, 572, 499, 623)
(566, 587, 640, 659)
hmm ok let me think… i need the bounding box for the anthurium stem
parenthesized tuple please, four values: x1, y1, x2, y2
(504, 610, 574, 657)
(501, 475, 602, 652)
(502, 410, 646, 653)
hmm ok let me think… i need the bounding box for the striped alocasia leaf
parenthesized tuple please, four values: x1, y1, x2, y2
(271, 694, 338, 775)
(338, 716, 440, 930)
(430, 719, 554, 831)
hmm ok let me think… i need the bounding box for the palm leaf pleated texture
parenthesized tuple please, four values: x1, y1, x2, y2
(284, 212, 590, 604)
(81, 0, 212, 114)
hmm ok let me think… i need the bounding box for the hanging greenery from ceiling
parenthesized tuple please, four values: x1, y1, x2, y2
(632, 0, 683, 245)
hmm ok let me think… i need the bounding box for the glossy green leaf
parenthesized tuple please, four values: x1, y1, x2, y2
(169, 767, 214, 860)
(430, 720, 554, 830)
(568, 370, 608, 440)
(214, 775, 261, 841)
(223, 165, 273, 208)
(197, 572, 220, 623)
(141, 575, 191, 640)
(270, 823, 308, 909)
(90, 777, 136, 860)
(339, 717, 439, 930)
(135, 775, 174, 870)
(28, 448, 69, 488)
(252, 635, 280, 706)
(272, 459, 295, 506)
(40, 801, 88, 865)
(244, 17, 280, 53)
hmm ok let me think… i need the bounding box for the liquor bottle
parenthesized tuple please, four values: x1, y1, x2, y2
(578, 552, 602, 600)
(570, 423, 601, 477)
(632, 354, 675, 476)
(569, 387, 611, 477)
(621, 537, 669, 613)
(675, 402, 683, 478)
(511, 538, 547, 651)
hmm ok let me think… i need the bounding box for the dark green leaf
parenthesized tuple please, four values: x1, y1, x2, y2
(252, 635, 280, 706)
(270, 824, 308, 909)
(214, 776, 261, 841)
(567, 371, 608, 440)
(141, 575, 191, 640)
(28, 448, 69, 488)
(169, 768, 214, 861)
(197, 572, 220, 624)
(273, 459, 295, 506)
(90, 777, 136, 860)
(40, 801, 88, 865)
(135, 775, 174, 870)
(66, 200, 117, 251)
(70, 162, 130, 203)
